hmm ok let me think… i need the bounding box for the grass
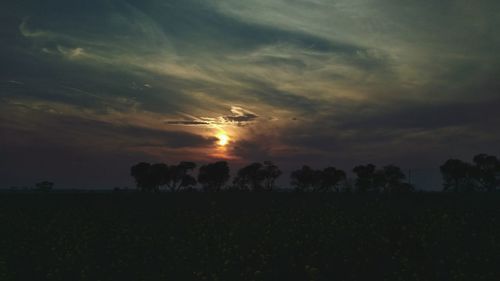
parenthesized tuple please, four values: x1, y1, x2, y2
(0, 192, 499, 280)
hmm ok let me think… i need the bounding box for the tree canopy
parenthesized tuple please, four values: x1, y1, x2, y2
(198, 161, 230, 192)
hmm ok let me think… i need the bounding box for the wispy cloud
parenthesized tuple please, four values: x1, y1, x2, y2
(165, 106, 259, 127)
(2, 0, 500, 188)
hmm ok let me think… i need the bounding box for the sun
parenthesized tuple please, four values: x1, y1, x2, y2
(217, 133, 229, 146)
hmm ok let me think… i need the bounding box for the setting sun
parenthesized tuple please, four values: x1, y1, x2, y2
(217, 133, 229, 146)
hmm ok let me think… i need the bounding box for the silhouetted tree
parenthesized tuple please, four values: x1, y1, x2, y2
(131, 162, 150, 191)
(380, 165, 414, 193)
(166, 162, 197, 192)
(440, 159, 477, 192)
(198, 161, 230, 192)
(291, 166, 347, 192)
(353, 164, 413, 193)
(318, 167, 347, 192)
(473, 154, 500, 192)
(150, 163, 168, 192)
(261, 161, 282, 191)
(291, 165, 321, 192)
(233, 162, 264, 191)
(131, 162, 197, 192)
(380, 165, 401, 192)
(35, 181, 54, 192)
(131, 162, 158, 192)
(233, 161, 282, 191)
(353, 164, 377, 192)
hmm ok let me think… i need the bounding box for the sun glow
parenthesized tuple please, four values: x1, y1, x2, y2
(217, 133, 229, 146)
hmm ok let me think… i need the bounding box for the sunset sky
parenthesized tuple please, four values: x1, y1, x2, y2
(1, 0, 500, 189)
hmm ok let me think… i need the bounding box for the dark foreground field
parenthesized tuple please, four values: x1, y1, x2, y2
(1, 193, 499, 281)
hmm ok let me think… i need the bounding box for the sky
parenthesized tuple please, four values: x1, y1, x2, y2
(1, 0, 500, 189)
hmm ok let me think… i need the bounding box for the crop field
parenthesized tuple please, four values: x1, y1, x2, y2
(0, 193, 499, 281)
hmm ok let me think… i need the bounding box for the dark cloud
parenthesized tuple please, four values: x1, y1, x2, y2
(223, 113, 258, 123)
(335, 98, 500, 131)
(55, 117, 217, 149)
(1, 111, 217, 150)
(231, 140, 271, 162)
(222, 106, 259, 125)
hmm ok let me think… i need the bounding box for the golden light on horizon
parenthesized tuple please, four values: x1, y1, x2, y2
(217, 133, 229, 146)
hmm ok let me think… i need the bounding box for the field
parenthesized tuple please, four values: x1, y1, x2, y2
(1, 192, 499, 281)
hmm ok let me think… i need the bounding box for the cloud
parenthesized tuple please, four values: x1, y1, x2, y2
(222, 106, 259, 124)
(5, 80, 24, 85)
(230, 139, 271, 162)
(47, 46, 86, 59)
(2, 0, 500, 190)
(2, 113, 218, 157)
(165, 106, 260, 127)
(332, 97, 500, 131)
(165, 120, 211, 126)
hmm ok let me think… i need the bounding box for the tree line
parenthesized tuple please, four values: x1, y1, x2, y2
(130, 153, 500, 192)
(440, 154, 500, 192)
(130, 161, 281, 192)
